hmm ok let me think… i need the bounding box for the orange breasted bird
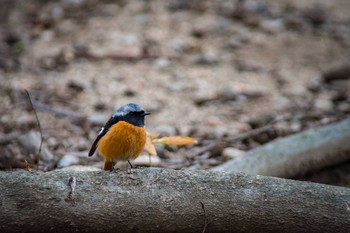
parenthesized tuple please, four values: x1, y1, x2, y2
(88, 103, 150, 171)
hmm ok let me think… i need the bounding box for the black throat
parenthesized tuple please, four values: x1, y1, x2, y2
(121, 115, 145, 127)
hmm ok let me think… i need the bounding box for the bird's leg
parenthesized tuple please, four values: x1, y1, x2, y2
(127, 160, 134, 174)
(127, 160, 134, 168)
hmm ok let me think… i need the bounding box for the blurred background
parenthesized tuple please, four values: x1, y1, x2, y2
(0, 0, 349, 184)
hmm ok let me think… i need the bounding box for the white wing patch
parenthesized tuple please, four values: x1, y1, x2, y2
(98, 127, 105, 135)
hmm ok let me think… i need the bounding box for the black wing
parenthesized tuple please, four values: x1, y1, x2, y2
(88, 115, 121, 156)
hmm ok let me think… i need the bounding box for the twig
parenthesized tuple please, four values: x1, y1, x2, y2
(24, 160, 32, 172)
(192, 124, 274, 157)
(75, 45, 180, 62)
(32, 101, 86, 122)
(200, 201, 209, 233)
(225, 124, 274, 142)
(24, 89, 43, 154)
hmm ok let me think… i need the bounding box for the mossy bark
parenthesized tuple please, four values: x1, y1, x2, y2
(0, 168, 349, 233)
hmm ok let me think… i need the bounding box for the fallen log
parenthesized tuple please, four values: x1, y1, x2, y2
(211, 117, 350, 177)
(0, 168, 349, 233)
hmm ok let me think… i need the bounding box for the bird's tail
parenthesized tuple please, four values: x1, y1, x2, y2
(103, 160, 115, 171)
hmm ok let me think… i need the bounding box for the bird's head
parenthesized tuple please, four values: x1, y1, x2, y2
(113, 103, 150, 127)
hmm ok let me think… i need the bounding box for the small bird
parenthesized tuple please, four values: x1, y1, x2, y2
(88, 103, 150, 171)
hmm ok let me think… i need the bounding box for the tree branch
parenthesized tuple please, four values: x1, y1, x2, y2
(0, 168, 349, 233)
(211, 117, 350, 177)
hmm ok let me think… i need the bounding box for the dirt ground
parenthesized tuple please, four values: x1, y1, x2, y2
(1, 0, 350, 186)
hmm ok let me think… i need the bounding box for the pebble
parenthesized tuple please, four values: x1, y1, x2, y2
(40, 147, 55, 162)
(133, 154, 161, 167)
(170, 38, 200, 53)
(275, 96, 293, 111)
(260, 19, 285, 33)
(248, 114, 274, 128)
(274, 121, 293, 136)
(314, 93, 333, 112)
(191, 54, 219, 66)
(153, 58, 171, 69)
(110, 31, 139, 45)
(60, 165, 101, 171)
(223, 36, 247, 51)
(57, 153, 80, 168)
(289, 120, 302, 133)
(18, 131, 54, 162)
(307, 79, 323, 92)
(336, 102, 350, 113)
(222, 147, 245, 160)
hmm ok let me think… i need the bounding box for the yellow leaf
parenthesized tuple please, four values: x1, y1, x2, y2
(147, 132, 160, 140)
(152, 136, 197, 146)
(144, 134, 157, 156)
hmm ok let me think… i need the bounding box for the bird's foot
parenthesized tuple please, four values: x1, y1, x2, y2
(127, 167, 134, 174)
(111, 167, 120, 173)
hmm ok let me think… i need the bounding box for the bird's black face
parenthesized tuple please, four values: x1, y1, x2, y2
(113, 103, 150, 127)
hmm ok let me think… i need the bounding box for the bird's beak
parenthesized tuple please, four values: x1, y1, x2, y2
(142, 112, 151, 116)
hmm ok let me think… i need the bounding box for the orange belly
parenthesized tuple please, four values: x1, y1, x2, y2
(97, 121, 147, 162)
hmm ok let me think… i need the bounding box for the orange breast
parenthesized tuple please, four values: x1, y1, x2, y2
(97, 121, 147, 162)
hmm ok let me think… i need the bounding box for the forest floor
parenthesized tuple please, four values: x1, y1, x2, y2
(1, 0, 349, 186)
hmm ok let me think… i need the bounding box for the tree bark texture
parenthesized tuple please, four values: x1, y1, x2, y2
(211, 117, 350, 177)
(1, 168, 349, 233)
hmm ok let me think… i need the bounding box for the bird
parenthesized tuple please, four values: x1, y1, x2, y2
(88, 103, 150, 171)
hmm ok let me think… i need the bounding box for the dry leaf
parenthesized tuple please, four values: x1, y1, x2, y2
(152, 136, 197, 146)
(144, 134, 157, 156)
(148, 132, 160, 140)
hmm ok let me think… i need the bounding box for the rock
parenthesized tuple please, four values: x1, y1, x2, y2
(222, 147, 245, 160)
(133, 154, 161, 167)
(18, 131, 40, 153)
(17, 131, 53, 162)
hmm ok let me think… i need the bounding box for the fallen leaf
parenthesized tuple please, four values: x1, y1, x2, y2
(144, 134, 157, 156)
(152, 136, 197, 146)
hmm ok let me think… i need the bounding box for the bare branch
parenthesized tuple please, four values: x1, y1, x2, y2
(24, 89, 43, 154)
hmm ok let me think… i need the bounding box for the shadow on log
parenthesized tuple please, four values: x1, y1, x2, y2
(0, 168, 349, 233)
